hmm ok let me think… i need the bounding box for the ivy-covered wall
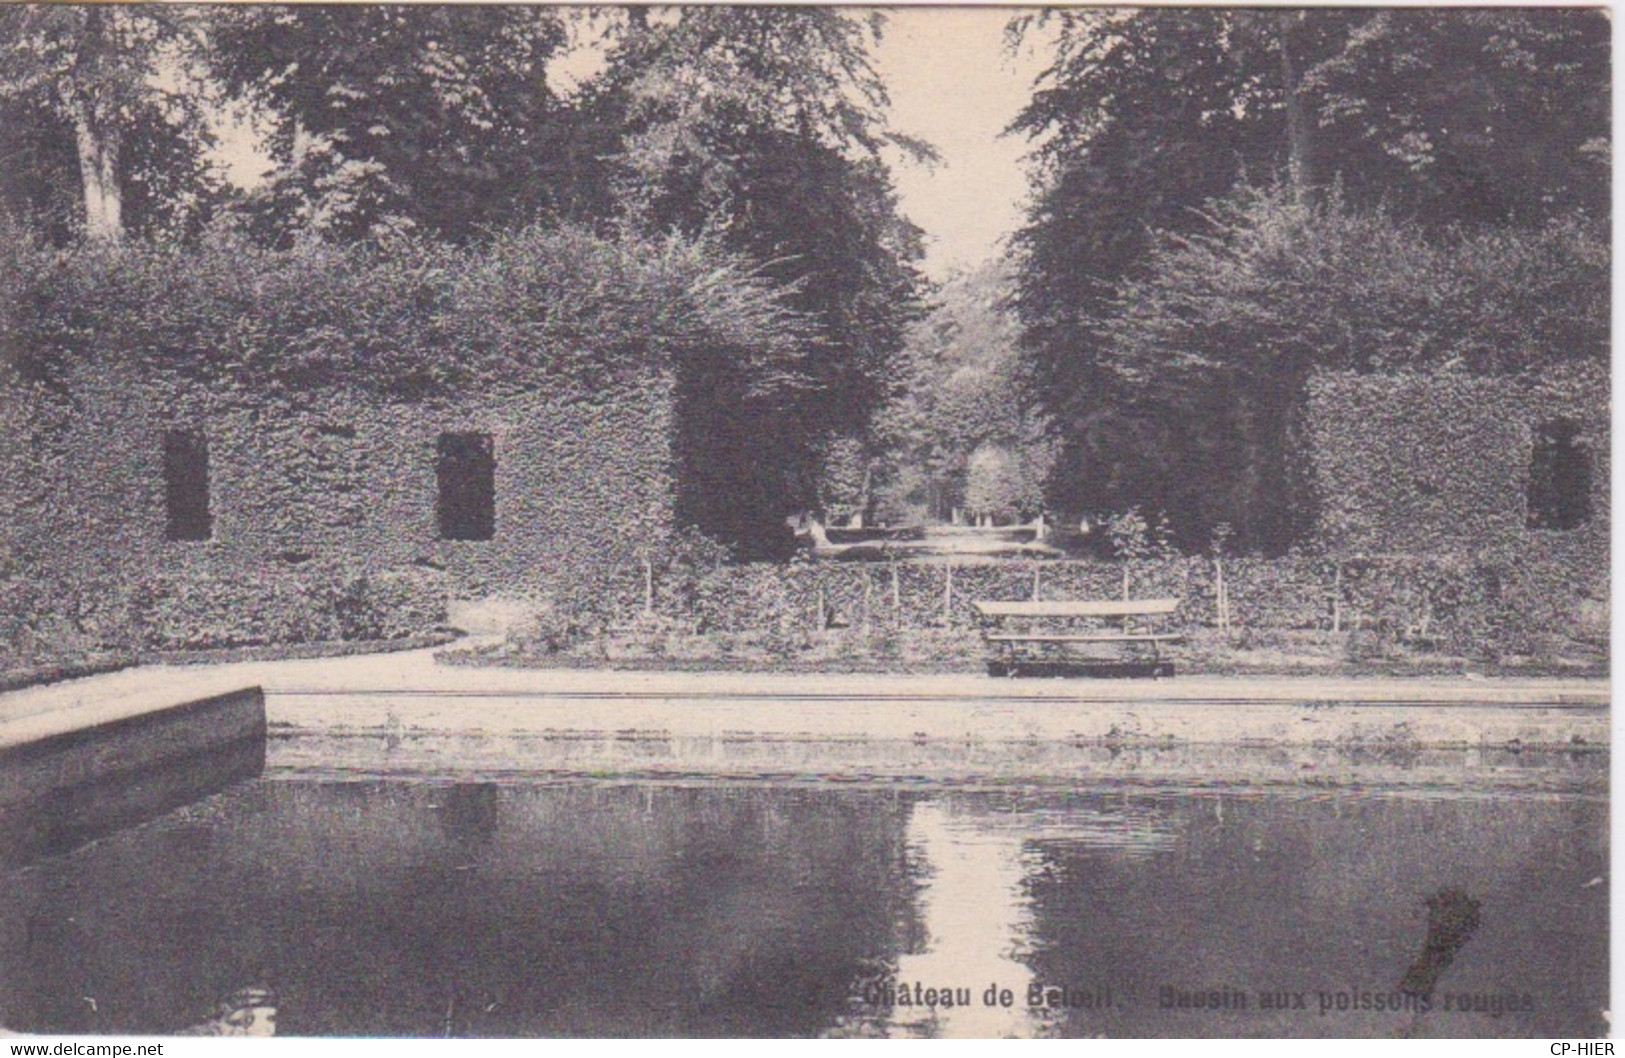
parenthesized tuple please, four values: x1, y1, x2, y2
(0, 223, 797, 652)
(1305, 364, 1609, 569)
(0, 360, 674, 648)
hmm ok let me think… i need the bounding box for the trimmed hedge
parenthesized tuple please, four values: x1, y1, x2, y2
(525, 550, 1606, 663)
(1, 218, 809, 661)
(3, 221, 806, 400)
(118, 566, 449, 651)
(1306, 364, 1609, 565)
(4, 565, 448, 655)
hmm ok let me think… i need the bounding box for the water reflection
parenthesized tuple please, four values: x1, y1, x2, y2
(0, 736, 263, 871)
(873, 800, 1039, 1038)
(0, 780, 1606, 1038)
(1019, 790, 1608, 1038)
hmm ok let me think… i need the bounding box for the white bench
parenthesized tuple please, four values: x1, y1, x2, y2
(973, 598, 1183, 676)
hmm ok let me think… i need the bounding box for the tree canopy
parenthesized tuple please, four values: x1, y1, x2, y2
(874, 261, 1053, 524)
(0, 4, 932, 559)
(207, 5, 571, 245)
(1006, 7, 1610, 552)
(0, 213, 809, 404)
(1094, 188, 1608, 549)
(0, 5, 221, 243)
(569, 7, 929, 552)
(1103, 191, 1609, 393)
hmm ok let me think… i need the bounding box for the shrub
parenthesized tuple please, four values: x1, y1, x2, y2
(117, 565, 447, 651)
(628, 551, 1600, 662)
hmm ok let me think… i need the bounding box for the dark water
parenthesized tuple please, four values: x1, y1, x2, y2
(0, 779, 1606, 1038)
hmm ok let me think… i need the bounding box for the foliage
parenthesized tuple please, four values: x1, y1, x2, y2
(0, 345, 680, 656)
(2, 216, 808, 401)
(1104, 507, 1177, 597)
(117, 566, 447, 651)
(1009, 7, 1608, 313)
(0, 5, 222, 242)
(1103, 189, 1609, 388)
(1, 8, 927, 560)
(207, 6, 571, 246)
(501, 551, 1602, 669)
(0, 214, 817, 658)
(1084, 188, 1608, 551)
(874, 261, 1055, 523)
(1007, 9, 1281, 411)
(2, 556, 446, 656)
(1006, 8, 1611, 547)
(818, 435, 871, 519)
(458, 222, 812, 400)
(0, 575, 115, 674)
(1306, 365, 1609, 561)
(962, 445, 1016, 522)
(600, 7, 932, 219)
(963, 444, 1047, 523)
(1307, 9, 1610, 226)
(1105, 510, 1151, 564)
(574, 8, 929, 552)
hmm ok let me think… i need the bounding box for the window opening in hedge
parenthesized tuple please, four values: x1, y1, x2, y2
(1527, 419, 1591, 531)
(163, 429, 212, 541)
(437, 431, 495, 541)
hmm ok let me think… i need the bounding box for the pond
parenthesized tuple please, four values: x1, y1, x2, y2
(0, 778, 1606, 1038)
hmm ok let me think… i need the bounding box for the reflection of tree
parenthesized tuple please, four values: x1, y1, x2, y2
(1018, 791, 1607, 1037)
(0, 783, 924, 1037)
(285, 784, 918, 1037)
(571, 787, 916, 1037)
(1, 784, 1605, 1038)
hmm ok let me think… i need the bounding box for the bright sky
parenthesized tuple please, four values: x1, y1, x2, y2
(874, 8, 1050, 281)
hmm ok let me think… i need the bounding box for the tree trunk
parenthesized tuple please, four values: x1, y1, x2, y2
(69, 99, 121, 242)
(1277, 11, 1312, 204)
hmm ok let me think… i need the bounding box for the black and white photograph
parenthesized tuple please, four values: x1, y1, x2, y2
(0, 3, 1609, 1041)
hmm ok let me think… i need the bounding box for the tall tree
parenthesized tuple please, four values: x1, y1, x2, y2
(1306, 9, 1610, 226)
(208, 5, 570, 244)
(0, 5, 218, 243)
(580, 7, 931, 553)
(1096, 189, 1607, 549)
(604, 7, 930, 208)
(1007, 9, 1353, 407)
(1006, 10, 1283, 524)
(874, 261, 1054, 524)
(1007, 7, 1610, 547)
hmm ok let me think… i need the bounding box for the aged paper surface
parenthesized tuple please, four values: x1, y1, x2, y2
(0, 3, 1609, 1044)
